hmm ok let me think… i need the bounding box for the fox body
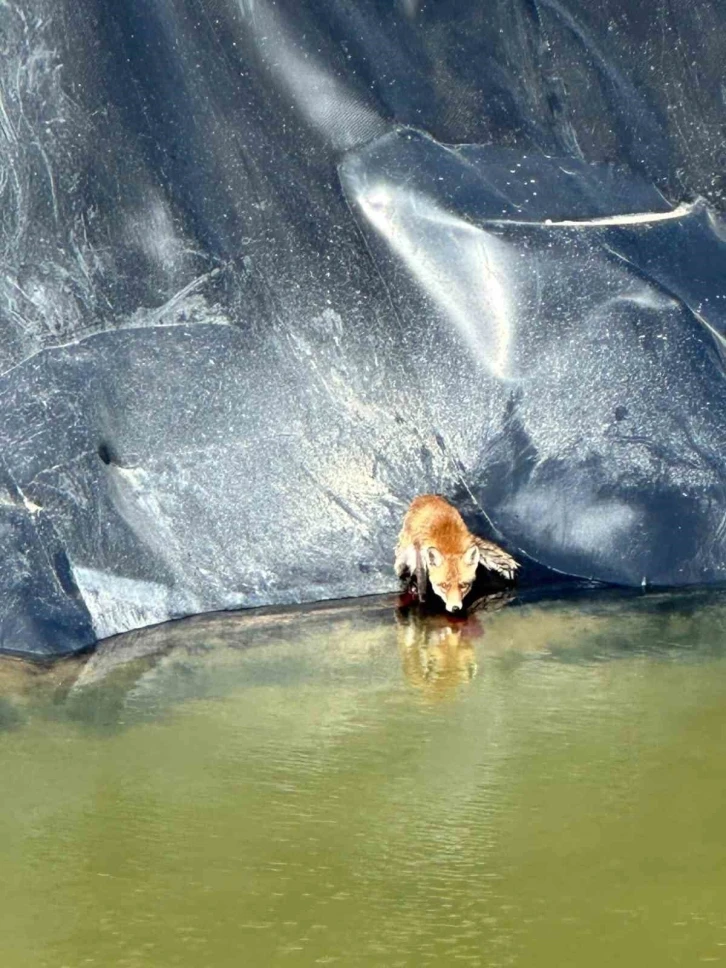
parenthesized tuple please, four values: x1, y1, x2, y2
(395, 495, 518, 612)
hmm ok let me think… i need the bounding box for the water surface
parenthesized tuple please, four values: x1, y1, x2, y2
(2, 588, 726, 967)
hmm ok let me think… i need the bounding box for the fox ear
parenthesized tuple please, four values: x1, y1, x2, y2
(426, 547, 443, 567)
(464, 545, 479, 567)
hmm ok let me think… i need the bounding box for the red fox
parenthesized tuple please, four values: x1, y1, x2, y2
(395, 495, 518, 612)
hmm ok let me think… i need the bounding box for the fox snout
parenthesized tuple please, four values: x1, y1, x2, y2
(431, 584, 464, 613)
(446, 594, 462, 613)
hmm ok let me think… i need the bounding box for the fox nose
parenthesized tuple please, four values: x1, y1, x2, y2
(450, 604, 461, 613)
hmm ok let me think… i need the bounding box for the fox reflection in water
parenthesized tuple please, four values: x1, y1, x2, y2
(395, 591, 514, 700)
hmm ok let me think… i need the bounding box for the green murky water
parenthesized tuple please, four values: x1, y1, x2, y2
(3, 588, 726, 967)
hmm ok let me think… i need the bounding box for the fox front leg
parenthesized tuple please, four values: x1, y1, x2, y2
(394, 542, 411, 580)
(414, 544, 428, 602)
(474, 536, 519, 581)
(395, 542, 426, 600)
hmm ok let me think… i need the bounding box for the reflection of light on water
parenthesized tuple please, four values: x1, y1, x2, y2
(395, 593, 514, 701)
(396, 611, 478, 701)
(358, 182, 514, 379)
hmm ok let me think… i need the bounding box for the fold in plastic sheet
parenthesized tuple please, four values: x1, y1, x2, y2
(341, 131, 726, 584)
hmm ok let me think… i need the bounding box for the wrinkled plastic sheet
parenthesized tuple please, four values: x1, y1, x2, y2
(2, 0, 726, 654)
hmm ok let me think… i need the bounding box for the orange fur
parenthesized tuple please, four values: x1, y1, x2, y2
(395, 494, 518, 612)
(400, 495, 473, 556)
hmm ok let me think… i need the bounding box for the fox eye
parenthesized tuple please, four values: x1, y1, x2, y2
(440, 582, 451, 592)
(459, 583, 471, 594)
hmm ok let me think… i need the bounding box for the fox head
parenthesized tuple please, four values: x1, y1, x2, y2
(425, 545, 478, 612)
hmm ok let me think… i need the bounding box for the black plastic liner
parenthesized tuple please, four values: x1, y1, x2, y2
(2, 0, 726, 654)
